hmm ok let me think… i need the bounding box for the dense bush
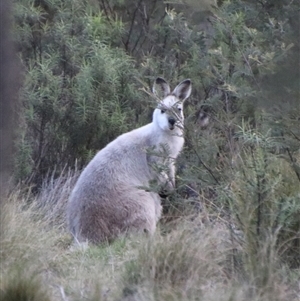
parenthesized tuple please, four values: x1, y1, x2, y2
(14, 0, 299, 183)
(14, 0, 144, 185)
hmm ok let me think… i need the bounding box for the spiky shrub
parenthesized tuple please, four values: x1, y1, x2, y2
(225, 124, 300, 274)
(13, 0, 143, 185)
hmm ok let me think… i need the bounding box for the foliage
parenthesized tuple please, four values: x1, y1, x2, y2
(13, 0, 142, 185)
(6, 0, 300, 298)
(227, 123, 300, 275)
(13, 0, 299, 184)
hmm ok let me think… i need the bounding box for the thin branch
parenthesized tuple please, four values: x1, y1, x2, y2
(100, 0, 112, 25)
(124, 0, 143, 52)
(286, 147, 300, 182)
(289, 130, 300, 142)
(185, 129, 220, 185)
(251, 146, 261, 238)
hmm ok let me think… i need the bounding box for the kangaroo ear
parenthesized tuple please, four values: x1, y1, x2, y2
(172, 79, 192, 102)
(153, 77, 171, 99)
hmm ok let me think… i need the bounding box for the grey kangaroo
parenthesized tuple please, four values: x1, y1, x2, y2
(67, 77, 192, 243)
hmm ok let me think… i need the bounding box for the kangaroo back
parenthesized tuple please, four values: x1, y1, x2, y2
(67, 78, 192, 243)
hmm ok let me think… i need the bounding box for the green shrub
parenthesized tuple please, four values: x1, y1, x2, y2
(13, 0, 144, 185)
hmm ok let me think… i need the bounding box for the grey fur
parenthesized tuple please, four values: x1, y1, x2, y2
(67, 78, 192, 243)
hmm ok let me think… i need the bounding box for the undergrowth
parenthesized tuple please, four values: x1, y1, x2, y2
(0, 167, 299, 301)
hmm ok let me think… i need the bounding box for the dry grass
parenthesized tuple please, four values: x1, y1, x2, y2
(0, 173, 299, 301)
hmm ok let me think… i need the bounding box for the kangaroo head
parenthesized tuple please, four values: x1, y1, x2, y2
(152, 77, 192, 132)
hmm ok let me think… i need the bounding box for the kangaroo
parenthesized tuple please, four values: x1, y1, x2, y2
(67, 77, 192, 243)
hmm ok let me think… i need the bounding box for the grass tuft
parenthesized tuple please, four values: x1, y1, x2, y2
(0, 270, 51, 301)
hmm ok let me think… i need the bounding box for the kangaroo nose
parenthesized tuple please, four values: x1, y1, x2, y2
(168, 117, 176, 126)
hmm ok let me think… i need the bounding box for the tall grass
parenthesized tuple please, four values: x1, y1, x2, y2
(1, 170, 299, 301)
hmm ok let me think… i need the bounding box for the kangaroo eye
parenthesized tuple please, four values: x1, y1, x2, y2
(161, 109, 166, 114)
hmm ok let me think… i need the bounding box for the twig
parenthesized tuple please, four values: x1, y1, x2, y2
(57, 285, 68, 301)
(124, 0, 143, 52)
(286, 147, 300, 182)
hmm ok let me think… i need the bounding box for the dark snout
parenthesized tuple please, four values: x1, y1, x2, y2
(168, 117, 176, 125)
(168, 117, 176, 130)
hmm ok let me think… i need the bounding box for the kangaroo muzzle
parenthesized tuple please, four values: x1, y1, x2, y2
(168, 117, 176, 130)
